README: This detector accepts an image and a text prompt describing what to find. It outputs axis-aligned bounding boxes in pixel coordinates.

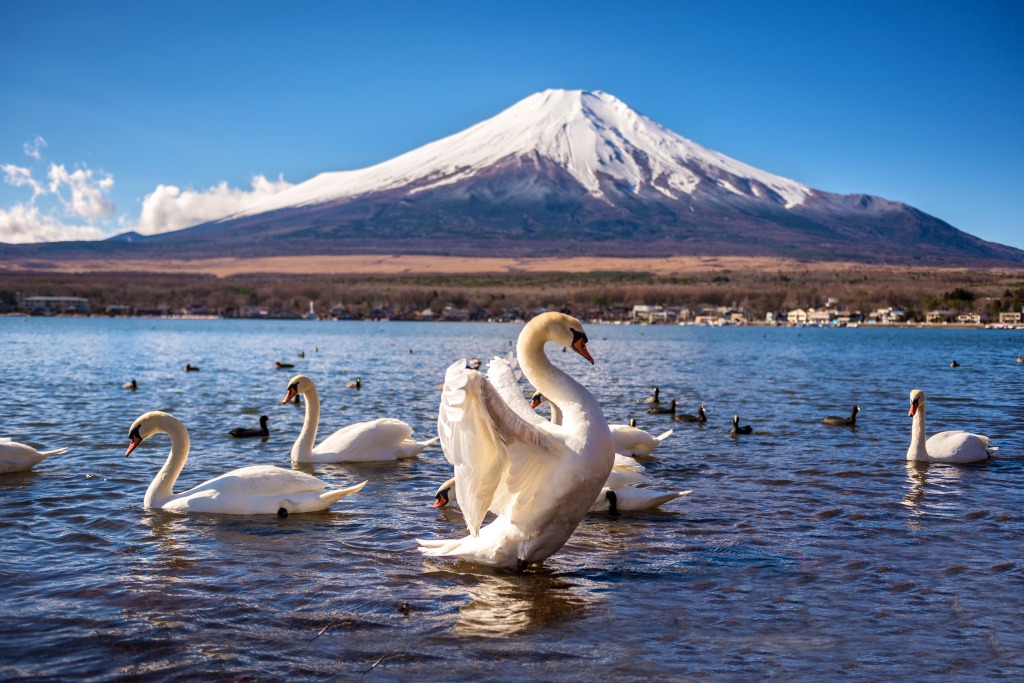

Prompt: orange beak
[126,429,143,457]
[282,387,298,404]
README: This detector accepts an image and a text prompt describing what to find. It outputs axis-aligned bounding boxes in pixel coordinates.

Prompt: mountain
[7,89,1024,265]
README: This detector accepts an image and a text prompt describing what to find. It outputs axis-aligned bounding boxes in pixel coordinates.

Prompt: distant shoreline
[5,253,1022,278]
[2,312,1012,331]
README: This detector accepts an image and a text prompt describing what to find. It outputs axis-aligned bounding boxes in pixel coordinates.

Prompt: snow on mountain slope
[230,89,812,219]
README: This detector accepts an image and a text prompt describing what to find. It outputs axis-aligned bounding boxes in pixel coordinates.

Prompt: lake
[1,317,1021,681]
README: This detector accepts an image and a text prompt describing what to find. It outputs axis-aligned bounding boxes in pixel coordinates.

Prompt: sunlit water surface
[1,318,1022,681]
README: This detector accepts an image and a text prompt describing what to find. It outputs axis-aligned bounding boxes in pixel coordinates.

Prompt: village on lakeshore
[7,293,1024,329]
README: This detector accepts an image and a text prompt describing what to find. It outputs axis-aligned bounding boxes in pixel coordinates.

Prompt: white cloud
[0,203,106,244]
[1,151,117,243]
[136,174,293,235]
[47,163,115,219]
[23,135,47,160]
[2,164,45,199]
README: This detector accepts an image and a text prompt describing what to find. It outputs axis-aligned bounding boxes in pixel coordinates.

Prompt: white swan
[418,312,615,569]
[432,474,689,514]
[907,390,995,464]
[282,374,438,463]
[0,438,67,475]
[530,391,674,457]
[125,411,366,514]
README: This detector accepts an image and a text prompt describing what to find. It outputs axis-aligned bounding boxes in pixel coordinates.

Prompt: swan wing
[925,431,993,462]
[605,466,651,488]
[485,353,546,425]
[181,465,330,499]
[438,359,556,536]
[314,418,413,456]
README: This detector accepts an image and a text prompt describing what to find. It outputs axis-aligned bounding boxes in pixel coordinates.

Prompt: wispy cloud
[0,137,117,243]
[23,135,47,160]
[136,174,293,235]
[2,164,45,200]
[47,164,115,219]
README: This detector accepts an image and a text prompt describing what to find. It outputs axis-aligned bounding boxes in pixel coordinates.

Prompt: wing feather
[438,359,557,536]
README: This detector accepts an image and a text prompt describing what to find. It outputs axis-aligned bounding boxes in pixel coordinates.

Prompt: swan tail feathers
[654,429,674,443]
[319,480,367,505]
[416,538,464,555]
[39,447,69,458]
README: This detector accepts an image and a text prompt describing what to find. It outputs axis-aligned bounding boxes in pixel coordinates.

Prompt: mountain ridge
[4,89,1022,266]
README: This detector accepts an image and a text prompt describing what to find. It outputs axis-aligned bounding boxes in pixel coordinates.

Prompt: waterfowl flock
[3,311,1005,571]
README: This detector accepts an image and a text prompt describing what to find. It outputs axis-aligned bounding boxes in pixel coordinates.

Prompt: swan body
[0,439,67,475]
[907,390,994,463]
[433,475,689,514]
[125,411,365,514]
[531,390,672,457]
[418,312,615,568]
[824,404,859,427]
[282,375,436,463]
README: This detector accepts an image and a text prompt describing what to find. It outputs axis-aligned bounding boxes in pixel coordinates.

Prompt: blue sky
[1,0,1022,249]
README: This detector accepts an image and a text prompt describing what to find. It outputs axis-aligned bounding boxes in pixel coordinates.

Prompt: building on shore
[22,296,89,315]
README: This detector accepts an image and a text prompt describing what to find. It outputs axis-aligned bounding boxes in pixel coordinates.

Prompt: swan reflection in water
[451,571,590,638]
[901,460,965,525]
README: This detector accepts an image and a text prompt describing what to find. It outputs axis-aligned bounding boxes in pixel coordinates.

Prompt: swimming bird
[418,312,615,569]
[0,438,67,475]
[950,360,960,368]
[345,377,361,390]
[123,379,138,390]
[730,415,752,435]
[823,404,860,427]
[282,375,436,462]
[639,387,660,404]
[184,363,200,372]
[229,415,270,438]
[432,475,689,515]
[673,404,706,423]
[647,398,676,415]
[125,411,365,514]
[275,361,295,370]
[906,389,995,463]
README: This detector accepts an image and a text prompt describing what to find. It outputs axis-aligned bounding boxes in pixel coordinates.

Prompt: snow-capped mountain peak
[232,89,812,219]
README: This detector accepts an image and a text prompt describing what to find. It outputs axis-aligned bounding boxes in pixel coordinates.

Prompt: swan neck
[908,405,928,460]
[292,383,320,460]
[517,321,591,416]
[146,417,189,507]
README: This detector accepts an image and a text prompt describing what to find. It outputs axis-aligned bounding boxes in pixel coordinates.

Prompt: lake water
[1,318,1021,681]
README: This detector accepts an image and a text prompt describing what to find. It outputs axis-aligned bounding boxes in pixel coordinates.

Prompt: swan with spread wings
[418,312,615,569]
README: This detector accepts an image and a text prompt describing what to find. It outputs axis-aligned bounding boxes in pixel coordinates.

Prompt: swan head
[908,390,925,416]
[282,374,314,404]
[530,312,593,364]
[433,478,456,508]
[530,391,546,409]
[126,410,180,457]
